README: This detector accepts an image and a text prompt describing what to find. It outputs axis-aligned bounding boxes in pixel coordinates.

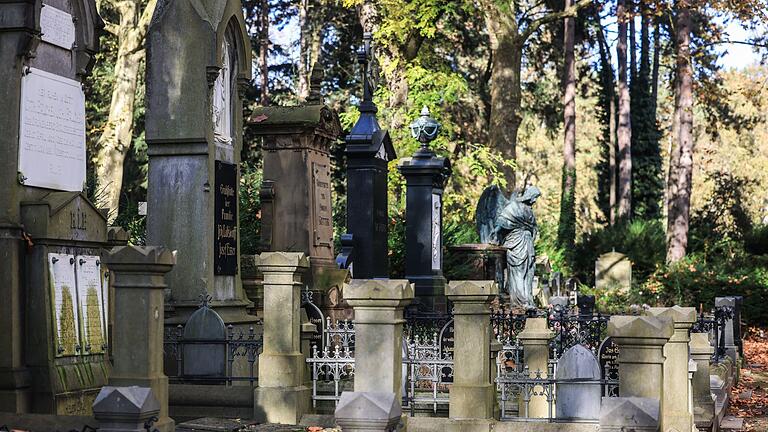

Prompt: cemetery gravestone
[555,344,602,420]
[595,251,631,292]
[145,0,254,326]
[0,0,109,414]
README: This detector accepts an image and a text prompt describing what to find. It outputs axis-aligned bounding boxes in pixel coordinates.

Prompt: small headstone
[595,251,631,292]
[182,304,227,378]
[555,344,602,420]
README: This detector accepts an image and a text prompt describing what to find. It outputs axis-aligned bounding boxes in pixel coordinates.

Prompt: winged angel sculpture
[477,185,541,307]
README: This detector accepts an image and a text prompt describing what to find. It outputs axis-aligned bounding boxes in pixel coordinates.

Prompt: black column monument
[398,107,452,312]
[342,33,396,279]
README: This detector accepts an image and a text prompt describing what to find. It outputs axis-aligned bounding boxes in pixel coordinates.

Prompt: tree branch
[700,39,768,49]
[518,0,591,44]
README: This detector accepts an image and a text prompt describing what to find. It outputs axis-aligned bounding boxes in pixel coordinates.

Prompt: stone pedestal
[690,332,715,431]
[335,392,402,432]
[345,280,414,401]
[93,386,160,432]
[446,281,497,422]
[646,306,696,432]
[517,318,554,418]
[146,0,254,325]
[608,316,673,402]
[105,246,176,432]
[253,252,311,424]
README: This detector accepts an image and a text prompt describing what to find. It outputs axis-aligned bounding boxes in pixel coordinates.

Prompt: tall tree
[258,0,270,105]
[594,11,617,225]
[557,0,577,250]
[94,0,156,222]
[666,0,694,263]
[480,0,591,191]
[616,0,632,220]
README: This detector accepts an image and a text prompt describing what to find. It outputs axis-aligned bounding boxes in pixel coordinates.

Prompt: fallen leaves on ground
[730,327,768,431]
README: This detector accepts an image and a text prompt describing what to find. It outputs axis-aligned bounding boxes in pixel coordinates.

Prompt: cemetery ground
[731,328,768,431]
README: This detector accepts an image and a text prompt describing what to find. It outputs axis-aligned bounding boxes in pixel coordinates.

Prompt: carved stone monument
[145,0,254,326]
[248,72,348,316]
[0,0,108,414]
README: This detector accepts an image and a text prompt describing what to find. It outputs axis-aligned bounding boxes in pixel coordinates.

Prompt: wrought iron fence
[546,306,610,359]
[163,302,263,385]
[691,305,734,361]
[402,315,454,415]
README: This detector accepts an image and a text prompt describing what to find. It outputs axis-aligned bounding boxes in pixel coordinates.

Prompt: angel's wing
[476,185,509,243]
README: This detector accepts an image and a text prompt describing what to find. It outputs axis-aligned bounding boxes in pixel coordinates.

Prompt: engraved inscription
[40,5,76,50]
[431,193,441,270]
[312,162,333,247]
[49,253,81,357]
[18,68,86,191]
[76,256,106,354]
[214,161,238,275]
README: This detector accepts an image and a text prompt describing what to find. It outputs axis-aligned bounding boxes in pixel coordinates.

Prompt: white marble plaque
[431,193,441,271]
[40,5,76,50]
[75,255,106,354]
[49,253,81,357]
[18,68,86,191]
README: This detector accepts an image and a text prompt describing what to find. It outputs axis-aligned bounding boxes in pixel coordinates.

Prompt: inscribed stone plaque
[431,193,441,270]
[214,161,238,275]
[40,5,76,50]
[595,251,631,292]
[18,68,86,191]
[49,253,80,357]
[75,255,106,354]
[312,162,333,247]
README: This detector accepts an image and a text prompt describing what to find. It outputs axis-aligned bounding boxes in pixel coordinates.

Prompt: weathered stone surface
[599,397,659,432]
[608,315,672,402]
[182,306,227,377]
[446,281,496,420]
[594,251,631,292]
[93,386,160,432]
[106,246,175,431]
[255,252,311,424]
[517,318,554,418]
[347,279,413,402]
[690,332,715,430]
[555,345,601,420]
[335,391,402,432]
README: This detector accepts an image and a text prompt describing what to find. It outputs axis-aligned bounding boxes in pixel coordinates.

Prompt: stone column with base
[105,246,176,432]
[445,281,497,430]
[93,386,160,432]
[646,306,696,432]
[517,317,554,418]
[344,279,414,401]
[253,252,311,424]
[690,332,715,431]
[608,316,673,400]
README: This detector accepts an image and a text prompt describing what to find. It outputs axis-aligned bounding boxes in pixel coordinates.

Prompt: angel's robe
[495,198,537,306]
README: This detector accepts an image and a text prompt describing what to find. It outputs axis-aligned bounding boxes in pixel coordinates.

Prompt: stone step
[720,416,745,431]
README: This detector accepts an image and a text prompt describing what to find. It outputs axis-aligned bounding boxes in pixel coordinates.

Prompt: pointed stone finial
[307,61,324,104]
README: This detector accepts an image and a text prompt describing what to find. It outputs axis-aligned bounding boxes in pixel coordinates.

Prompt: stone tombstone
[0,0,108,414]
[595,251,631,292]
[182,302,227,378]
[145,0,255,326]
[555,344,602,420]
[342,33,396,279]
[248,81,348,306]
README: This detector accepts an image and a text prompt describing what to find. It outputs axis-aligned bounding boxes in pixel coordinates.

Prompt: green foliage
[745,224,768,256]
[570,219,666,285]
[239,163,263,255]
[557,167,577,255]
[690,171,755,245]
[642,249,768,325]
[112,202,146,246]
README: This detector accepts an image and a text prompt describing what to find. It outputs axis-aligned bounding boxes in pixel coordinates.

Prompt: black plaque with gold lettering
[214,161,238,275]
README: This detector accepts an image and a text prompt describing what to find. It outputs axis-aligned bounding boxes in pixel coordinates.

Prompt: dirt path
[730,328,768,431]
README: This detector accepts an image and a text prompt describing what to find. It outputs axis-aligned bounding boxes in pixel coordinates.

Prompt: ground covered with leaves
[730,328,768,431]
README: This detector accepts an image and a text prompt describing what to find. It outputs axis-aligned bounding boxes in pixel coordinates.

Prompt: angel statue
[476,185,541,307]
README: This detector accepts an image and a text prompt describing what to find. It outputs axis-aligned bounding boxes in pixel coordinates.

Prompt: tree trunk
[616,0,632,220]
[651,20,660,115]
[666,1,694,263]
[595,17,617,225]
[298,0,310,100]
[558,0,577,248]
[629,0,637,83]
[259,0,269,105]
[94,0,156,223]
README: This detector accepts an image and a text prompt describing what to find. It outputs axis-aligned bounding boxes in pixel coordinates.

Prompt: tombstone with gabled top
[555,344,602,420]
